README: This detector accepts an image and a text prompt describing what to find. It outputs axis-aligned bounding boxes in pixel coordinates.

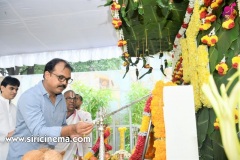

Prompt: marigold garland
[144,131,155,159]
[183,9,202,108]
[130,96,152,160]
[172,56,183,84]
[172,0,195,68]
[180,39,190,83]
[181,0,213,111]
[197,45,211,108]
[150,80,176,160]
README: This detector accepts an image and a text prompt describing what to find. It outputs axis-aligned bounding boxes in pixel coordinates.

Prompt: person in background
[7,58,93,160]
[75,94,93,157]
[55,90,84,160]
[0,76,20,160]
[75,94,83,110]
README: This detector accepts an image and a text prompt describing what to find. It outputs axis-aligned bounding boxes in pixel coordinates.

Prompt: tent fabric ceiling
[0,0,121,68]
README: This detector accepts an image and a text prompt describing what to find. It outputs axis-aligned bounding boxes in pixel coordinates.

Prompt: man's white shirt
[0,95,16,160]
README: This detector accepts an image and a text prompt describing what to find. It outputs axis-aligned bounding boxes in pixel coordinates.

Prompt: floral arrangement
[178,0,212,110]
[172,0,195,69]
[129,96,152,160]
[184,0,203,110]
[201,28,218,46]
[111,150,131,160]
[83,127,112,160]
[180,39,190,83]
[150,80,176,160]
[222,2,237,30]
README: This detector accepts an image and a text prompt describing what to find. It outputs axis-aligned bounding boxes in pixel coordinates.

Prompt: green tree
[71,81,114,145]
[124,82,151,124]
[71,81,113,121]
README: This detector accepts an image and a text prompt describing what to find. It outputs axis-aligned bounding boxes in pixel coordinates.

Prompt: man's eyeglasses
[51,72,73,84]
[65,97,76,101]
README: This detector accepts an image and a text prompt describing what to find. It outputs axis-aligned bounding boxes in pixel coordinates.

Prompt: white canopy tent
[0,0,122,68]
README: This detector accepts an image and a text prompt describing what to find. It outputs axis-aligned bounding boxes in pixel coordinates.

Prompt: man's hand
[75,121,94,136]
[61,121,94,138]
[7,130,15,138]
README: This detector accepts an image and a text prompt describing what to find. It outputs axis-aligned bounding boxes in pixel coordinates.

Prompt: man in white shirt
[0,76,20,160]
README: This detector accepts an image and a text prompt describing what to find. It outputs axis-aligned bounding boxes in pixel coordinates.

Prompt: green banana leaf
[196,108,210,148]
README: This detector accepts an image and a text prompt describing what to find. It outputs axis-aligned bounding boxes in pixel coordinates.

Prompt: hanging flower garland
[83,127,112,160]
[171,56,183,85]
[130,96,152,160]
[197,45,211,108]
[180,39,190,83]
[172,0,195,69]
[184,0,203,110]
[144,131,155,159]
[150,81,176,160]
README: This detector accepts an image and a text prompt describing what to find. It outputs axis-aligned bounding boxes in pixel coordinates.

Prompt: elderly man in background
[75,94,93,157]
[0,76,20,160]
[55,90,92,160]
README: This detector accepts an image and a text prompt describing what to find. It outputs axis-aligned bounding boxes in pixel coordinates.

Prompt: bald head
[64,90,75,96]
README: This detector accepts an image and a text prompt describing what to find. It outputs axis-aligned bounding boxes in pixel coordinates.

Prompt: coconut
[22,150,44,160]
[43,149,63,160]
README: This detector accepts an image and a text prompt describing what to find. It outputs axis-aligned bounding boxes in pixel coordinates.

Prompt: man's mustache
[58,85,66,89]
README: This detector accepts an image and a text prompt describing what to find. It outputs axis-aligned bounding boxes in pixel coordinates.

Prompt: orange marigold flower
[222,19,235,29]
[201,35,210,44]
[199,23,211,30]
[208,35,218,46]
[205,14,216,23]
[123,61,129,66]
[118,39,127,47]
[215,62,228,75]
[232,56,240,69]
[111,2,121,11]
[122,52,129,58]
[199,7,207,18]
[112,18,122,29]
[214,122,219,130]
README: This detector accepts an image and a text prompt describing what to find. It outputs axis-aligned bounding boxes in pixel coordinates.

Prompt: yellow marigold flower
[215,62,228,75]
[232,56,240,69]
[199,23,211,30]
[123,61,129,66]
